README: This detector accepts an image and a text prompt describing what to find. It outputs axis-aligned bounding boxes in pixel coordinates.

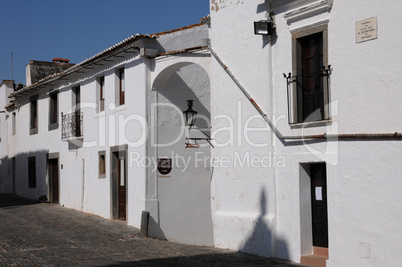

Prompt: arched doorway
[148,60,213,246]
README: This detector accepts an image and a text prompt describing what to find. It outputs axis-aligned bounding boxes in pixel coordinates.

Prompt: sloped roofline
[10,22,206,98]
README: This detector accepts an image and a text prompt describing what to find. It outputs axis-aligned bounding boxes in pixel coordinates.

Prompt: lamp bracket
[185,137,214,148]
[266,12,275,21]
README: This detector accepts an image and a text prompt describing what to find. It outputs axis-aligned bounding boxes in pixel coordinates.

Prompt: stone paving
[0,194,307,266]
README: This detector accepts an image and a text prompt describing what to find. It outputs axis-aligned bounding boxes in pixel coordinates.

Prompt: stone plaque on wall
[356,17,378,43]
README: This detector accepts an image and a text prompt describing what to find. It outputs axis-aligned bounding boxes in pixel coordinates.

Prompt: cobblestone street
[0,194,306,266]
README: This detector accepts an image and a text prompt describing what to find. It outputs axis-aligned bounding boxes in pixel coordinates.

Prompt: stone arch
[147,58,214,246]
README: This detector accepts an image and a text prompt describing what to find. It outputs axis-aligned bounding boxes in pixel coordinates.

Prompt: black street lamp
[183,100,197,127]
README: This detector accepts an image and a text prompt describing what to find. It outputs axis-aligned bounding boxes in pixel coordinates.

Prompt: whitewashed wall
[149,58,213,246]
[209,0,278,258]
[210,0,402,266]
[2,24,212,245]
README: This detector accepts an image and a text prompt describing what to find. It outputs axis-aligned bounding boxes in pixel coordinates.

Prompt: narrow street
[0,194,305,266]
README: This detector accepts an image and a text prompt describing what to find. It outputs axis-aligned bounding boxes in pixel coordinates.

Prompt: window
[73,86,81,137]
[291,25,329,124]
[28,157,36,188]
[30,96,38,135]
[72,86,81,111]
[49,92,58,130]
[98,151,106,178]
[12,112,16,135]
[118,68,125,106]
[98,76,105,112]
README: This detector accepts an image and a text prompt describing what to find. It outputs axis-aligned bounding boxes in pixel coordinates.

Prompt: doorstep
[300,247,328,267]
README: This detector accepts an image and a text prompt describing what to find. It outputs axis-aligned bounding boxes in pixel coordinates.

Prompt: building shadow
[0,150,50,205]
[103,251,300,267]
[241,189,290,260]
[0,194,39,209]
[157,64,211,129]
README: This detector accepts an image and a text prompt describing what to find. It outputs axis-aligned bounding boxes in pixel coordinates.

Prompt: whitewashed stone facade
[209,0,402,266]
[0,22,214,247]
[1,1,402,266]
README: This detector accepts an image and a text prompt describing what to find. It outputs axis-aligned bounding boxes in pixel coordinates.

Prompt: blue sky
[0,0,210,85]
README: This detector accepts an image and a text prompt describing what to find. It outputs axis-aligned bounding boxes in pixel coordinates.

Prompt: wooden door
[310,163,328,248]
[49,159,59,204]
[118,158,126,220]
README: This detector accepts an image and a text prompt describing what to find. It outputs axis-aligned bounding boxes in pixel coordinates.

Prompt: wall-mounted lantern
[182,100,214,148]
[254,20,274,35]
[254,12,276,36]
[183,100,197,127]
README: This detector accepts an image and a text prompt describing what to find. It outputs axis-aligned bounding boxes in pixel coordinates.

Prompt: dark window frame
[30,95,38,135]
[98,151,106,178]
[119,68,125,106]
[49,91,59,130]
[12,112,16,135]
[72,86,81,137]
[291,24,330,124]
[99,76,105,112]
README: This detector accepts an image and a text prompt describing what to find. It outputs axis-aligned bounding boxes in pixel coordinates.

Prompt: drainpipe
[206,42,402,141]
[268,33,278,258]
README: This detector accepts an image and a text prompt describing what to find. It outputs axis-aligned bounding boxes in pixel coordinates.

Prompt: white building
[0,21,213,248]
[209,0,402,267]
[1,1,402,266]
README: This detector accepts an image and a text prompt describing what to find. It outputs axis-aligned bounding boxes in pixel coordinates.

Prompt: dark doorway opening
[310,163,328,248]
[48,158,59,204]
[111,148,127,221]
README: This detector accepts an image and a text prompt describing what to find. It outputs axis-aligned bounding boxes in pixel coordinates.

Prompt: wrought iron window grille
[283,65,332,124]
[61,111,83,140]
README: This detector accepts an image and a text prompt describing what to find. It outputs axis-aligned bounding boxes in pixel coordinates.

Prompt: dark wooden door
[49,159,59,204]
[310,163,328,247]
[118,158,126,220]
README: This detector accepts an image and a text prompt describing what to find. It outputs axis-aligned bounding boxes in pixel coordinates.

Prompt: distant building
[1,1,402,266]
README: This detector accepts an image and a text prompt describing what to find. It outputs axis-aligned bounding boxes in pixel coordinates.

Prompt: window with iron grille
[61,111,83,140]
[62,86,83,140]
[290,24,330,124]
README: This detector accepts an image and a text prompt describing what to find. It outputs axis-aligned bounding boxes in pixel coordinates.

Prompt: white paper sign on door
[315,187,323,201]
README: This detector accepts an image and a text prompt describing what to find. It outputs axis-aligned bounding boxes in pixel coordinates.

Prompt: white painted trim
[283,0,333,23]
